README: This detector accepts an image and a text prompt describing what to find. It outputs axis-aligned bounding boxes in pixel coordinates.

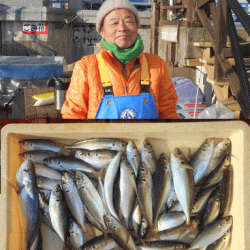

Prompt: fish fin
[125,230,131,244]
[59,164,74,174]
[188,147,193,162]
[230,153,237,160]
[177,225,189,239]
[3,172,20,194]
[181,164,194,171]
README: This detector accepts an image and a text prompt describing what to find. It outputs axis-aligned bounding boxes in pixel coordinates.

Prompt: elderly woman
[61,0,180,119]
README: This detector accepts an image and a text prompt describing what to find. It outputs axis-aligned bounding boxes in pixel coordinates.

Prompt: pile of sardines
[16,137,233,250]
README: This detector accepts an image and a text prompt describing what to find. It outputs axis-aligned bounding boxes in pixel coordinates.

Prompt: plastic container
[1,121,249,249]
[0,56,65,80]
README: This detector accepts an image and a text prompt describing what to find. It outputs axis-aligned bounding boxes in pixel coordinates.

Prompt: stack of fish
[15,137,233,250]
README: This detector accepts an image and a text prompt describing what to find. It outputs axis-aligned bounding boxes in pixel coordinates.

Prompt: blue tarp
[172,77,205,104]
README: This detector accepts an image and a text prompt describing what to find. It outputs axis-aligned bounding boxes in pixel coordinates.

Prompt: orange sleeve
[61,59,89,119]
[158,59,180,119]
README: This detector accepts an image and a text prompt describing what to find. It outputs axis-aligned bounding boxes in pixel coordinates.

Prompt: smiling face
[100,9,139,49]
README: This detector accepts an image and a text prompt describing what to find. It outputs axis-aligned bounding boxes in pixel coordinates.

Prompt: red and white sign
[23,22,48,34]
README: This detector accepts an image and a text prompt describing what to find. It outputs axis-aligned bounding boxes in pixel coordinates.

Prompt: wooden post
[150,0,160,55]
[214,0,228,81]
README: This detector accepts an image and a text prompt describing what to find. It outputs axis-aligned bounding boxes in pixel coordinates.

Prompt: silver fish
[30,226,43,250]
[75,171,107,235]
[37,176,61,190]
[202,155,231,189]
[126,140,141,177]
[192,185,219,214]
[19,150,57,164]
[104,151,123,221]
[19,139,64,152]
[203,138,232,180]
[153,154,172,226]
[65,138,128,151]
[81,234,119,250]
[201,191,221,228]
[131,199,142,239]
[219,164,234,218]
[190,138,215,185]
[141,139,157,174]
[137,240,189,249]
[104,215,138,250]
[75,148,117,170]
[34,163,62,181]
[137,162,153,230]
[119,155,137,229]
[61,172,86,230]
[68,219,85,249]
[157,217,200,245]
[49,184,69,243]
[17,160,40,249]
[85,207,104,233]
[189,216,233,249]
[16,159,33,189]
[43,155,100,179]
[157,212,187,232]
[38,193,54,232]
[206,229,231,250]
[171,148,195,226]
[167,184,179,209]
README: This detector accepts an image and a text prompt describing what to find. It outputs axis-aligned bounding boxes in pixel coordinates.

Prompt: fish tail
[81,225,96,238]
[145,223,161,241]
[188,222,198,237]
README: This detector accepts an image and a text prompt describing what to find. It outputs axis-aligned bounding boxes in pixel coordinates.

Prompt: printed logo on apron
[120,108,137,119]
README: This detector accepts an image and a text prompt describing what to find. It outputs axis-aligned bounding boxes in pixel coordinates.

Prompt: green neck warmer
[101,35,144,65]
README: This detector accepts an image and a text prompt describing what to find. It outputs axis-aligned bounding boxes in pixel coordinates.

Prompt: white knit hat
[96,0,140,33]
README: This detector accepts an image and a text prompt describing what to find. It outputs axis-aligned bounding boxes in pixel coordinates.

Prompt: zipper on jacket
[121,62,129,95]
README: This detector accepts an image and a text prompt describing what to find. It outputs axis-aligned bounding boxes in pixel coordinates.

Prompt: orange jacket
[61,45,180,119]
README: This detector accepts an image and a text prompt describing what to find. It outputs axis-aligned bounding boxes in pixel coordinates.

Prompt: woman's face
[100,9,139,49]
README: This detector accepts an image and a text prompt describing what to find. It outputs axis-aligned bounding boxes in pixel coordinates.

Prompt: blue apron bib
[95,53,159,119]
